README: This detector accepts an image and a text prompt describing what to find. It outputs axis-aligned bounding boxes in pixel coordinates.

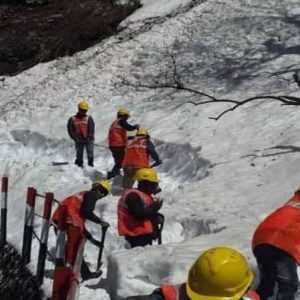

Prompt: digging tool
[157,213,165,245]
[97,225,108,271]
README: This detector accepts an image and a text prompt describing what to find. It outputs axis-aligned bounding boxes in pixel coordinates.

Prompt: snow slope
[1,0,300,299]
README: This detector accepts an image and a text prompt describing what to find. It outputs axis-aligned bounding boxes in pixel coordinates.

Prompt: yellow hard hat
[92,180,111,194]
[186,246,253,300]
[136,128,149,136]
[117,107,130,117]
[135,168,159,183]
[78,100,90,111]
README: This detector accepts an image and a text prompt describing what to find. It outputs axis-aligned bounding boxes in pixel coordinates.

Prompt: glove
[153,186,162,195]
[100,221,110,228]
[151,160,162,168]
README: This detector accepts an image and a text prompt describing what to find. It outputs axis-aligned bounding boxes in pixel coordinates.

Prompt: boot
[75,159,83,168]
[81,259,102,281]
[81,270,102,281]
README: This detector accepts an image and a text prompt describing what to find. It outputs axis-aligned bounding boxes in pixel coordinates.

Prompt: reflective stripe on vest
[72,116,89,138]
[243,290,261,300]
[122,137,149,168]
[160,285,179,300]
[108,119,127,147]
[117,188,154,236]
[161,285,260,300]
[52,192,86,232]
[253,193,300,263]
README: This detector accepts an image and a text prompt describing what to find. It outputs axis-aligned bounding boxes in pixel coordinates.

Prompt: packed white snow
[1,0,300,299]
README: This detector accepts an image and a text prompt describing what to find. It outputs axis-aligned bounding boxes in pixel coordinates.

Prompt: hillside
[1,0,300,299]
[0,0,140,75]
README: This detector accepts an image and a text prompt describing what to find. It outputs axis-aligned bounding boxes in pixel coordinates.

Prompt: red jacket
[160,284,260,300]
[122,137,150,168]
[118,188,154,236]
[108,119,127,147]
[252,193,300,263]
[52,192,86,232]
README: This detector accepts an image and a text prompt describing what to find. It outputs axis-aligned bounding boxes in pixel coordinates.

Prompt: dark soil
[0,0,140,76]
[0,243,43,300]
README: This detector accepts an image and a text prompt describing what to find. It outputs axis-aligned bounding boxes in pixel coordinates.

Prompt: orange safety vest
[122,137,150,168]
[72,115,89,138]
[52,192,86,233]
[252,193,300,263]
[108,119,127,147]
[160,284,260,300]
[117,188,154,236]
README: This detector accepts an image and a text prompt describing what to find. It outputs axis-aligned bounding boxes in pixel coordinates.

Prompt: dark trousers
[107,146,125,178]
[254,244,299,300]
[125,235,153,248]
[75,140,94,167]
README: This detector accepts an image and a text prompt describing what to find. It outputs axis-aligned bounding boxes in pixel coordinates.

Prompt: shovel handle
[97,226,108,271]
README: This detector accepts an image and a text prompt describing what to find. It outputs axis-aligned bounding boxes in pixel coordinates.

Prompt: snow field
[1,0,300,299]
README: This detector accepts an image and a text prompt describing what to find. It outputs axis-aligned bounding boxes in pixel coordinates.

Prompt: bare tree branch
[118,45,300,120]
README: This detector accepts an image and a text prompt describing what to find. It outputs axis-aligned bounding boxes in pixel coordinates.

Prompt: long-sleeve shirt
[67,113,95,141]
[118,118,139,131]
[147,139,160,163]
[80,191,103,224]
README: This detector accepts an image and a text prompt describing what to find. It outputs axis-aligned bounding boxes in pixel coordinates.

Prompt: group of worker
[54,100,300,300]
[67,100,161,185]
[52,101,164,299]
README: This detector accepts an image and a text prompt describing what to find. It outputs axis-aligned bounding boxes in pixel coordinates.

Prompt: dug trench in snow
[0,244,43,300]
[106,218,227,299]
[8,130,211,183]
[1,129,220,297]
[6,130,217,237]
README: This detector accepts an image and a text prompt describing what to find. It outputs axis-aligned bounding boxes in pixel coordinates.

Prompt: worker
[107,108,139,179]
[125,246,260,300]
[67,100,95,167]
[52,180,111,283]
[122,128,161,188]
[252,186,300,300]
[118,168,164,248]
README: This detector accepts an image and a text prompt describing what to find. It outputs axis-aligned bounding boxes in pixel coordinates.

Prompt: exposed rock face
[0,244,43,300]
[0,0,140,75]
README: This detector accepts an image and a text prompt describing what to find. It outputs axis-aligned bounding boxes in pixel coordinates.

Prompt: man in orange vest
[125,246,260,300]
[107,108,139,179]
[52,179,111,285]
[252,186,300,300]
[118,168,163,248]
[67,100,95,167]
[122,128,162,188]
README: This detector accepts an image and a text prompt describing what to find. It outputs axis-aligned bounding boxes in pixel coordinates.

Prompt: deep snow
[1,0,300,299]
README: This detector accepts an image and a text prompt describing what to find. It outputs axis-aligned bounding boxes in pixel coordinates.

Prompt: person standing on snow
[125,246,260,300]
[122,128,162,189]
[252,186,300,300]
[67,100,95,167]
[118,168,164,248]
[52,180,111,284]
[107,108,139,179]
